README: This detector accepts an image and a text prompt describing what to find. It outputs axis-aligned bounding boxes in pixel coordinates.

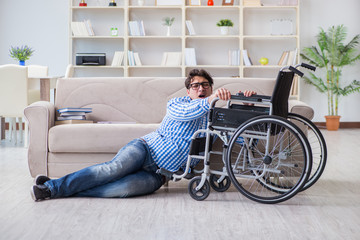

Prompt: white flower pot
[138,0,144,6]
[220,26,229,35]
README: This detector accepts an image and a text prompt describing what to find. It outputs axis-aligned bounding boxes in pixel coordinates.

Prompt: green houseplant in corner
[9,45,34,66]
[216,19,233,35]
[301,25,360,130]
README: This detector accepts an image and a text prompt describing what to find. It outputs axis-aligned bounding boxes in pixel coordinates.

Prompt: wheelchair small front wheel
[188,176,210,201]
[209,174,231,192]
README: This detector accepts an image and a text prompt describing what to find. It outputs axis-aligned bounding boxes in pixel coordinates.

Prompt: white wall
[0,0,68,76]
[300,0,360,122]
[0,0,359,122]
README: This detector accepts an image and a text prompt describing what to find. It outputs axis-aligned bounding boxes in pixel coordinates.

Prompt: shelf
[73,66,125,69]
[185,35,240,39]
[69,0,300,96]
[72,6,125,9]
[243,35,297,39]
[72,36,125,39]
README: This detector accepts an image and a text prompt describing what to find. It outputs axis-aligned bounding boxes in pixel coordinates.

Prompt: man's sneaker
[34,175,51,185]
[30,185,51,201]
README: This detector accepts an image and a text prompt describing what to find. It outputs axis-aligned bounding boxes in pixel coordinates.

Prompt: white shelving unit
[69,0,300,96]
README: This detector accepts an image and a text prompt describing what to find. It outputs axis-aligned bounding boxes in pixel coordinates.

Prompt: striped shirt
[143,96,209,172]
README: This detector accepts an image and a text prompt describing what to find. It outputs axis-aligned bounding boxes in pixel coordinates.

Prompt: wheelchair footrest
[156,168,195,181]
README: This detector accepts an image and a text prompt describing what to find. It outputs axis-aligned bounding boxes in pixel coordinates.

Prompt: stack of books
[278,48,298,66]
[71,20,95,36]
[56,107,93,125]
[111,51,125,67]
[127,50,142,66]
[185,48,197,66]
[128,21,146,36]
[161,52,182,66]
[228,49,240,66]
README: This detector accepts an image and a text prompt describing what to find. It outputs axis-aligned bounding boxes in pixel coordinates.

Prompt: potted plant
[301,25,360,130]
[216,19,233,35]
[9,45,34,66]
[163,17,175,36]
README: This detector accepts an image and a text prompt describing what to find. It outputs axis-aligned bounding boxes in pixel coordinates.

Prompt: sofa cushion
[48,123,159,153]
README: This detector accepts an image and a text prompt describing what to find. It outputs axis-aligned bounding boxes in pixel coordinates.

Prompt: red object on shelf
[207,0,214,6]
[79,0,87,6]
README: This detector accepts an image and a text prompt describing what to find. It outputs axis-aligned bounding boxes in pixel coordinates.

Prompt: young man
[31,69,255,201]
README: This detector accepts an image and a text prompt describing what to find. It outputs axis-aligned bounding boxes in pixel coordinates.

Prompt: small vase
[166,26,171,36]
[325,115,341,131]
[208,0,214,6]
[220,26,229,35]
[19,60,25,66]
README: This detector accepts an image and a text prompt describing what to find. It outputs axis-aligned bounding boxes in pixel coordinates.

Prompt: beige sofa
[24,77,314,178]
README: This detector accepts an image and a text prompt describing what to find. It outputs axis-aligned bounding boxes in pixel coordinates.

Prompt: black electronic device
[76,53,106,66]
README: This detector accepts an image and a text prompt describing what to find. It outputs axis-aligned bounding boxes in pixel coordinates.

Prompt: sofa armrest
[289,100,314,120]
[24,101,55,177]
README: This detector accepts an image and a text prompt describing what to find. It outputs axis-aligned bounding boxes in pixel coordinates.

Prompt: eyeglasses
[189,82,211,90]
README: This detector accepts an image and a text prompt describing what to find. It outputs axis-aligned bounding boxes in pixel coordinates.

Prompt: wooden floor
[0,129,359,240]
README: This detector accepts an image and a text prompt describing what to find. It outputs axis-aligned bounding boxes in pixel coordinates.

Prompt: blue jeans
[45,139,164,198]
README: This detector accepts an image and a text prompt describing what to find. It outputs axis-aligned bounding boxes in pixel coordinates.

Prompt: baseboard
[314,122,360,129]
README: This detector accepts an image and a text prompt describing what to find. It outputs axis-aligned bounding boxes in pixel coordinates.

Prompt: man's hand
[208,88,231,104]
[239,90,257,106]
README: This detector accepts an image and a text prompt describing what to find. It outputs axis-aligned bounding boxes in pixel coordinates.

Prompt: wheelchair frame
[158,63,327,204]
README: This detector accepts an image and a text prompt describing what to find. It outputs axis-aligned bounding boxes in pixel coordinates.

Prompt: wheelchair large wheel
[288,113,327,191]
[226,115,312,204]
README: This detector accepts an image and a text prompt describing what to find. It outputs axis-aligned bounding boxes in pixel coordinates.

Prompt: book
[84,20,95,36]
[71,21,95,36]
[133,52,142,66]
[185,48,197,66]
[128,21,145,36]
[57,107,92,113]
[60,112,88,116]
[287,50,295,66]
[57,115,86,121]
[161,52,182,66]
[242,49,252,66]
[229,49,240,66]
[55,120,93,125]
[277,51,289,65]
[185,20,196,35]
[111,51,124,67]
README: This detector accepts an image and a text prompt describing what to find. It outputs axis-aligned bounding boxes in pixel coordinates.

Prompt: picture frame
[222,0,234,6]
[189,0,201,6]
[156,0,182,6]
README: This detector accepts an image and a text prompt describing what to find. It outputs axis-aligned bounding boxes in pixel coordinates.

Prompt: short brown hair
[185,69,214,89]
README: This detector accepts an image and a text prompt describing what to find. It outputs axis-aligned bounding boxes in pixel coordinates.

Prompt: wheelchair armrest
[232,93,271,103]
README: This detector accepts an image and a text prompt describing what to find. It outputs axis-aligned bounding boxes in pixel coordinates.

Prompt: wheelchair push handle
[294,63,316,71]
[289,66,304,77]
[301,63,316,71]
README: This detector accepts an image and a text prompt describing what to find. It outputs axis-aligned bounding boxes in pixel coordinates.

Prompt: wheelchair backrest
[270,70,295,118]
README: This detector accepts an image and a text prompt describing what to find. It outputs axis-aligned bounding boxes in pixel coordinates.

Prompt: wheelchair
[158,63,327,204]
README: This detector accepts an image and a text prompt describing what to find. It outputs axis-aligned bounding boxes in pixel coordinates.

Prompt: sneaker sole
[30,186,38,201]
